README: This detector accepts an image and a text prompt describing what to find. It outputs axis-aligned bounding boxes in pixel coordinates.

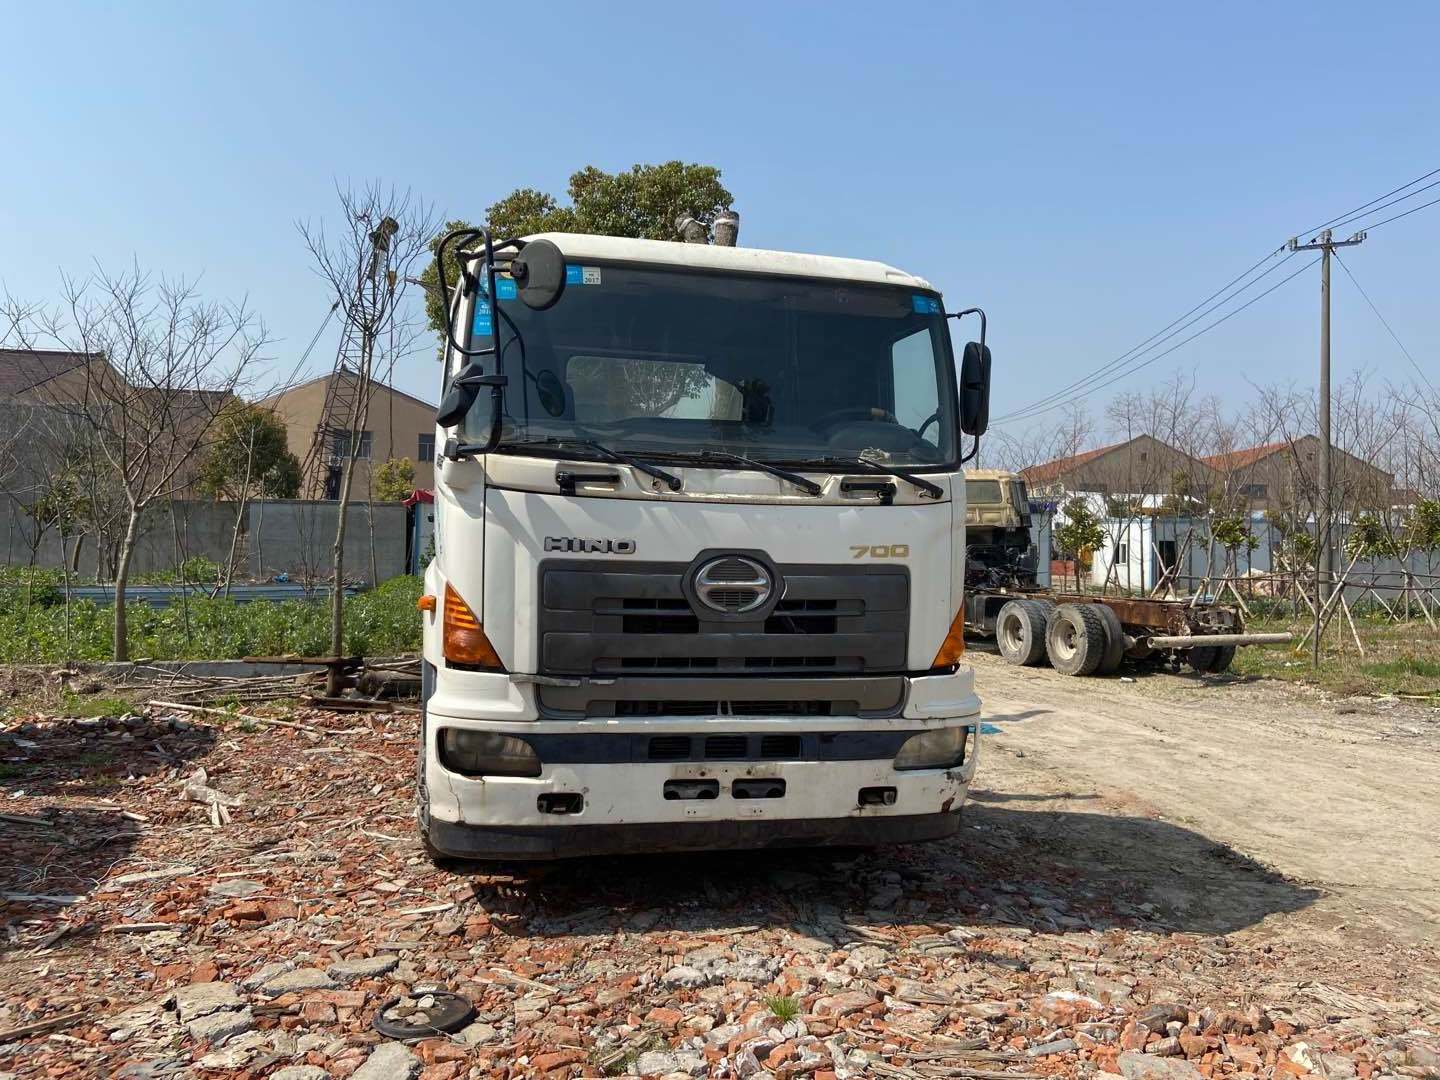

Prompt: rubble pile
[1,707,1437,1079]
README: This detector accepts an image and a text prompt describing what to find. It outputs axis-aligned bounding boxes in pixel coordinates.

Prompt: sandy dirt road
[967,645,1440,944]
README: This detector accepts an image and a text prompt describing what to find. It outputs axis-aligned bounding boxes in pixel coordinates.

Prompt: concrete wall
[0,497,238,578]
[247,499,408,584]
[0,494,411,585]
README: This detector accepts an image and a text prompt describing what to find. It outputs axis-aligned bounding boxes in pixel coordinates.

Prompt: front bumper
[426,809,965,859]
[420,667,982,860]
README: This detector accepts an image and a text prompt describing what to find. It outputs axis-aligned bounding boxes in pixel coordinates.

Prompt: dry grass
[1234,613,1440,702]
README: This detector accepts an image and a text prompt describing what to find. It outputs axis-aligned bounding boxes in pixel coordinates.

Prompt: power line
[1317,175,1440,237]
[1332,249,1435,394]
[274,301,341,393]
[1295,166,1440,238]
[993,165,1440,426]
[996,256,1317,425]
[989,247,1289,422]
[1359,191,1440,232]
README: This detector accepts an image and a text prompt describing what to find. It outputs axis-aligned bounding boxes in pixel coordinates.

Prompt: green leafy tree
[373,457,416,502]
[1055,498,1107,590]
[1404,499,1440,557]
[1211,511,1261,589]
[1212,512,1260,558]
[1344,513,1399,561]
[421,161,734,334]
[197,402,301,500]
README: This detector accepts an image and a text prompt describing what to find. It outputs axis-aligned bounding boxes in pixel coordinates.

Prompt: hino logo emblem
[692,555,775,615]
[544,537,636,554]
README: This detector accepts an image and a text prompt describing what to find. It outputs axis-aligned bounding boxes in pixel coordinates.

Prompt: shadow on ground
[439,794,1319,941]
[1,715,216,946]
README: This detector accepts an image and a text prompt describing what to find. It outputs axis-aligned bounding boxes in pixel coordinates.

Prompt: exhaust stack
[712,209,740,247]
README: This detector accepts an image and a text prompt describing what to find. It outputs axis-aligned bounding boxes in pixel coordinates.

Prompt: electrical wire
[1357,192,1440,232]
[992,165,1440,426]
[996,256,1318,425]
[1315,175,1440,238]
[1294,166,1440,239]
[1332,249,1435,394]
[990,248,1290,423]
[272,300,340,393]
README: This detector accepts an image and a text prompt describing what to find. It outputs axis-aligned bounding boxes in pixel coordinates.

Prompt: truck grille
[646,733,807,761]
[538,559,909,677]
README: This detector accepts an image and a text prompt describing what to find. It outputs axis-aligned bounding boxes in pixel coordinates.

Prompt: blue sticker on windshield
[472,296,493,337]
[565,264,584,285]
[912,295,942,315]
[495,277,517,300]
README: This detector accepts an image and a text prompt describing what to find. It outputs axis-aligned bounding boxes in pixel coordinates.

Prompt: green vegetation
[373,457,417,501]
[422,161,734,334]
[195,401,302,501]
[1055,498,1107,590]
[766,996,801,1022]
[0,575,423,663]
[58,692,133,719]
[1232,613,1440,702]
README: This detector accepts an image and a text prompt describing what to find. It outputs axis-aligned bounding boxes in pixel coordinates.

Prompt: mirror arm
[435,227,526,360]
[948,306,988,461]
[950,305,984,347]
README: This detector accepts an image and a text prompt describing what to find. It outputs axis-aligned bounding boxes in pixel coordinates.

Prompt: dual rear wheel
[1042,602,1117,676]
[995,600,1234,676]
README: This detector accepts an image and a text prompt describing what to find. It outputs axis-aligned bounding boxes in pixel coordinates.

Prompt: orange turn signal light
[930,608,967,669]
[443,583,505,670]
[417,594,436,613]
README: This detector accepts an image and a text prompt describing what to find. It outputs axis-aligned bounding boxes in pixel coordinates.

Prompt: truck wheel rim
[1053,622,1077,660]
[1001,617,1025,652]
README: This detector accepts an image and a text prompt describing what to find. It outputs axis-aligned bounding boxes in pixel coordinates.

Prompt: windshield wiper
[502,437,683,492]
[791,455,945,500]
[674,450,822,497]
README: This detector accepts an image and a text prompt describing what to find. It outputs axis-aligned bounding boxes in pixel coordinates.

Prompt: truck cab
[417,231,991,859]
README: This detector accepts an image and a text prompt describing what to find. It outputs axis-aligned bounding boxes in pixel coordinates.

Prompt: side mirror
[436,362,501,428]
[510,238,567,310]
[959,341,992,436]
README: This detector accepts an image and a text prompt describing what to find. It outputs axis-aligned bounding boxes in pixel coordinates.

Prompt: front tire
[1046,603,1108,676]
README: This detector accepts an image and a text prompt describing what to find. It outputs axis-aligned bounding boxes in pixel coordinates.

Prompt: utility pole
[1287,227,1365,666]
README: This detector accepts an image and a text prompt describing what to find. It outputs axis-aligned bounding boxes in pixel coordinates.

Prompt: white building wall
[1093,517,1152,592]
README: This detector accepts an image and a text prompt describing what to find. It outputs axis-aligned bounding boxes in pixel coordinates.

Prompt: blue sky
[3,2,1437,427]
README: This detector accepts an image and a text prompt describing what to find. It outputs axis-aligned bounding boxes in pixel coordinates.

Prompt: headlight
[439,729,541,777]
[893,726,969,771]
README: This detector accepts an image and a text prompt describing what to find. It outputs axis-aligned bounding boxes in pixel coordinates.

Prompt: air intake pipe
[675,214,709,244]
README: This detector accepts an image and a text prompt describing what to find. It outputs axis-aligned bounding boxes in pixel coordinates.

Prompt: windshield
[459,261,959,467]
[965,479,1004,504]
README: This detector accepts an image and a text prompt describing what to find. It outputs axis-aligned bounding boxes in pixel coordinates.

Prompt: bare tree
[299,183,436,691]
[2,267,267,660]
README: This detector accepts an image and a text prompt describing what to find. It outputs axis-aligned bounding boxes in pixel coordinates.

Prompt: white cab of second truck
[417,230,993,859]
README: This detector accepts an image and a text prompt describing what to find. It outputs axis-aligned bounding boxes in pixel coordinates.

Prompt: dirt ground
[1,657,1438,1079]
[968,646,1440,944]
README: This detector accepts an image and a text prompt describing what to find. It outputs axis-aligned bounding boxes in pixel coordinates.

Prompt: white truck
[416,226,993,860]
